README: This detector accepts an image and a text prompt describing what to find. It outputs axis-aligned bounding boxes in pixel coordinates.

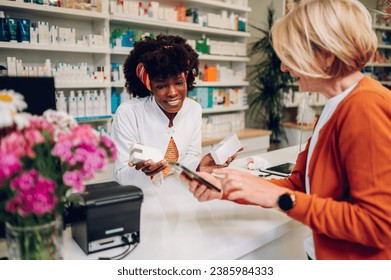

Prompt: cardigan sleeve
[288,88,391,249]
[269,139,309,193]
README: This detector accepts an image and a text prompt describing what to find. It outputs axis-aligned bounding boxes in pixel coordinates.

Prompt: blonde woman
[181,0,391,259]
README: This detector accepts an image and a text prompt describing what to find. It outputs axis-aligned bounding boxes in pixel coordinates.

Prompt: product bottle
[76,90,85,118]
[84,90,93,117]
[56,91,67,112]
[99,89,106,116]
[120,88,130,103]
[205,116,213,138]
[138,2,144,16]
[111,88,120,114]
[7,18,17,43]
[68,90,77,116]
[92,90,99,116]
[147,3,153,18]
[43,59,52,76]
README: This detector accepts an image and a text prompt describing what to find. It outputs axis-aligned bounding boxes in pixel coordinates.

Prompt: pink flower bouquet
[0,91,117,227]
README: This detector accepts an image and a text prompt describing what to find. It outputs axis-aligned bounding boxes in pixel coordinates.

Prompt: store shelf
[111,80,126,87]
[372,24,391,31]
[202,128,270,146]
[0,1,108,21]
[56,82,111,89]
[0,0,250,135]
[202,105,248,114]
[75,115,113,123]
[195,81,249,87]
[198,53,249,62]
[282,121,314,131]
[0,42,109,54]
[111,48,134,55]
[378,44,391,49]
[111,80,248,88]
[110,14,250,38]
[365,63,391,67]
[111,49,249,62]
[183,0,251,12]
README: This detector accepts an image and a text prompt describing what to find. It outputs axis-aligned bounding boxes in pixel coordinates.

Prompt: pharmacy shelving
[378,44,391,50]
[0,1,108,20]
[110,14,250,37]
[372,24,391,31]
[56,82,111,89]
[0,0,251,132]
[0,41,109,54]
[198,54,249,62]
[75,115,113,123]
[112,80,249,88]
[0,0,112,132]
[366,63,391,67]
[195,81,249,87]
[109,0,251,120]
[183,0,251,13]
[363,0,391,87]
[202,105,248,114]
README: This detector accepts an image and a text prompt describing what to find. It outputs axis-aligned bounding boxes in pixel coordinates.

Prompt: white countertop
[1,145,309,260]
[63,145,307,260]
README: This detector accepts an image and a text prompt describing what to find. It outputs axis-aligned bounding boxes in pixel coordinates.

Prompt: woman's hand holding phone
[179,171,223,202]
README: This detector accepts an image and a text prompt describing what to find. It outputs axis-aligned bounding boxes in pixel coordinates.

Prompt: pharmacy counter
[62,145,309,260]
[0,146,310,260]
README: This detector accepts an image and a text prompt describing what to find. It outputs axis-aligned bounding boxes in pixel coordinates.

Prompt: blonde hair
[271,0,378,79]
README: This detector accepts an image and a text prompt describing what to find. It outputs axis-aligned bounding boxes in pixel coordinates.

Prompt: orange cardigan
[272,77,391,259]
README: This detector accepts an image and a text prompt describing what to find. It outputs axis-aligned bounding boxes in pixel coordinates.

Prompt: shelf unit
[0,0,251,135]
[0,0,112,130]
[360,0,391,87]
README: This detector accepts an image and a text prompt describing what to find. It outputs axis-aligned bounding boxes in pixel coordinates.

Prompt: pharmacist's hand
[129,160,168,177]
[213,168,288,207]
[179,172,223,202]
[198,147,244,173]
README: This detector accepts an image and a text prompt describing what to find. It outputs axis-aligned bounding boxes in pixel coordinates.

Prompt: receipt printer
[67,181,143,254]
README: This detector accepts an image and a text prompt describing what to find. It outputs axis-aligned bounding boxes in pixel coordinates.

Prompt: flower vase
[5,217,63,260]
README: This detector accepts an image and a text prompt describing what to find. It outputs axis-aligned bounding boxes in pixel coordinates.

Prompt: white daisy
[0,90,28,128]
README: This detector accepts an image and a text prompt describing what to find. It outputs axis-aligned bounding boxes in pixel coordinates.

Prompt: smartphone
[260,162,295,177]
[168,162,221,192]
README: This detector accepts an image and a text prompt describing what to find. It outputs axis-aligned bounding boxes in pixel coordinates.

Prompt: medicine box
[129,143,164,164]
[210,133,242,165]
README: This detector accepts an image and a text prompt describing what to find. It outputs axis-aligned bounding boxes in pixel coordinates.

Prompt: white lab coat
[111,96,202,188]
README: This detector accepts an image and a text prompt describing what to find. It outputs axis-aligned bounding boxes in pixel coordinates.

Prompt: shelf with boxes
[108,0,251,137]
[0,0,113,131]
[0,1,108,20]
[363,4,391,87]
[182,0,251,13]
[1,0,252,137]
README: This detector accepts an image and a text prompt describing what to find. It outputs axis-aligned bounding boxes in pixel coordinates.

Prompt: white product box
[210,133,242,165]
[129,144,164,164]
[6,57,16,76]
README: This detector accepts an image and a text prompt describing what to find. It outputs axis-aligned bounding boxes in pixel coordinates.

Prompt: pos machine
[66,181,143,255]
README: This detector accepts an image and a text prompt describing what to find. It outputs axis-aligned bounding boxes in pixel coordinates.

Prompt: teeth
[167,100,180,106]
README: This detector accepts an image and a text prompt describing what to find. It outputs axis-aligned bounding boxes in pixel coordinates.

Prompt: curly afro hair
[123,34,199,98]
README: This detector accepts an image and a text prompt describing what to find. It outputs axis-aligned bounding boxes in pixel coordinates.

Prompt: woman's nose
[167,85,178,96]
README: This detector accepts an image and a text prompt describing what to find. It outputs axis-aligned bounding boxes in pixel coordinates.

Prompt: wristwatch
[277,192,296,212]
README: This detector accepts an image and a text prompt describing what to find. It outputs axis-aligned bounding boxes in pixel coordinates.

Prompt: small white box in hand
[210,134,242,165]
[129,144,164,164]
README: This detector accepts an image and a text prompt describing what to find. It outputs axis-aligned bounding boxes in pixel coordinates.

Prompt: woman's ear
[324,53,335,70]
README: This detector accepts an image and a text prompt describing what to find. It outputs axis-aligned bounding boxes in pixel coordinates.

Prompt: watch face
[278,193,294,211]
